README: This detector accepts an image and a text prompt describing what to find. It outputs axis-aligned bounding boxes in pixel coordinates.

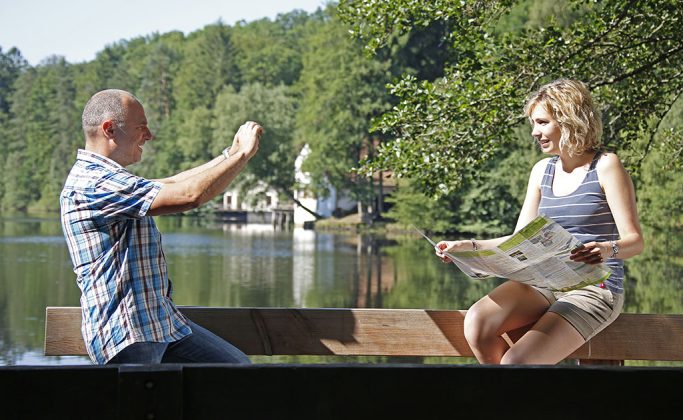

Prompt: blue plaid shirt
[60,149,191,364]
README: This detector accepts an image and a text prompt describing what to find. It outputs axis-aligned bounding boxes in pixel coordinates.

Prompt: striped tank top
[538,153,624,293]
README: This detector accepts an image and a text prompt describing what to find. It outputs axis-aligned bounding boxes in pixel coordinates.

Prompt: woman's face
[530,105,561,154]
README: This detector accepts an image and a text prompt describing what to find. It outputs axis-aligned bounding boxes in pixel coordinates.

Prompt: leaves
[339,0,683,197]
[294,10,392,198]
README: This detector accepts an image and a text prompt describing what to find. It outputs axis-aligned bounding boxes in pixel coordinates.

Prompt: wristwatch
[609,240,619,258]
[222,147,231,160]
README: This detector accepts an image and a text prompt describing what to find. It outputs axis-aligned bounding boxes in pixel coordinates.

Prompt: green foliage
[0,1,680,243]
[625,227,683,314]
[175,106,215,169]
[232,12,308,86]
[213,83,299,196]
[339,0,683,197]
[383,179,456,233]
[295,9,392,199]
[636,94,683,231]
[138,37,182,123]
[174,23,240,111]
[0,47,28,204]
[0,47,27,113]
[383,126,540,235]
[2,57,80,211]
[454,128,541,235]
[0,11,319,212]
[494,0,589,33]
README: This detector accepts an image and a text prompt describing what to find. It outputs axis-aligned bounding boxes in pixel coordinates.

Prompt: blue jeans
[106,320,251,364]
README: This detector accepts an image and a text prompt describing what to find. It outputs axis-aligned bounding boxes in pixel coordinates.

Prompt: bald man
[60,89,261,364]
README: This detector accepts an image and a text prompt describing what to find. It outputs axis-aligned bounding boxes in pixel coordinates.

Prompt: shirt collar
[76,149,125,171]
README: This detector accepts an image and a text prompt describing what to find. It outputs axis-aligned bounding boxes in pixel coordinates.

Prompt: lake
[1,214,681,366]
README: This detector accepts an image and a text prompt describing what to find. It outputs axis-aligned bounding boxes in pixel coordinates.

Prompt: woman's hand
[570,241,609,265]
[434,240,473,263]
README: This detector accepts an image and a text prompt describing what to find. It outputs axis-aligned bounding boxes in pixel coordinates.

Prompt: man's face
[112,98,153,166]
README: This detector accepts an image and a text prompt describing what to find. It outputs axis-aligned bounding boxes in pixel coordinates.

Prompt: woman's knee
[499,348,532,365]
[464,301,496,346]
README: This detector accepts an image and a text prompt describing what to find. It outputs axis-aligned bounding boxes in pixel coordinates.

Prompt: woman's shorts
[533,285,624,341]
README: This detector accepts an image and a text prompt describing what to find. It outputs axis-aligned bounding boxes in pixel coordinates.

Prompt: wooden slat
[45,307,87,356]
[44,307,683,361]
[575,313,683,361]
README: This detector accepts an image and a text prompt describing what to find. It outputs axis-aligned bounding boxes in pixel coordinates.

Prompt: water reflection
[292,227,315,306]
[0,215,681,366]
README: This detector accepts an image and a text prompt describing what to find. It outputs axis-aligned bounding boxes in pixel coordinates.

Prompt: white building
[293,144,356,226]
[221,180,287,225]
[222,180,279,212]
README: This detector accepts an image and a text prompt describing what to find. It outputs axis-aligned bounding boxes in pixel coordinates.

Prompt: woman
[436,79,644,364]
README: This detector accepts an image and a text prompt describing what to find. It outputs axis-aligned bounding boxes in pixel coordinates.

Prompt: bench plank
[45,307,683,362]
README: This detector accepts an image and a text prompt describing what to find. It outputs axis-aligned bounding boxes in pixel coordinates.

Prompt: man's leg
[161,320,251,364]
[106,342,168,364]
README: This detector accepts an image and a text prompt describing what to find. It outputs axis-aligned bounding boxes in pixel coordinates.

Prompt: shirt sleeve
[85,169,162,221]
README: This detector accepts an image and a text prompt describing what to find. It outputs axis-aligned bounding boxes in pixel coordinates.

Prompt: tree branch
[591,44,683,88]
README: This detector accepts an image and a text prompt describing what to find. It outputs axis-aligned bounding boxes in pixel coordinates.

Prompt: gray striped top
[538,154,624,293]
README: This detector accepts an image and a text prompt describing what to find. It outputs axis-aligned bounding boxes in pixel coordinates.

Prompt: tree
[138,34,184,122]
[636,95,683,231]
[295,8,392,218]
[174,23,240,112]
[232,11,311,86]
[0,47,28,205]
[2,57,80,211]
[175,105,215,170]
[383,179,456,233]
[0,47,27,114]
[212,83,300,206]
[338,0,683,197]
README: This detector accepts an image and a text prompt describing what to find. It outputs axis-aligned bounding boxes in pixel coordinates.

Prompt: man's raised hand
[236,121,262,159]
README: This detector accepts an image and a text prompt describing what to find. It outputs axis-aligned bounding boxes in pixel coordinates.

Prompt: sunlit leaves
[339,0,683,197]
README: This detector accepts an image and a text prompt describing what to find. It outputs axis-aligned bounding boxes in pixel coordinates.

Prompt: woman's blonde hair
[524,78,603,156]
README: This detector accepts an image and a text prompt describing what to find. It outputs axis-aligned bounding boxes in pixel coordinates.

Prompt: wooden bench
[44,307,683,365]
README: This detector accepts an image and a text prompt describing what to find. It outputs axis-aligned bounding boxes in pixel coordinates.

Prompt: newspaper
[415,215,611,292]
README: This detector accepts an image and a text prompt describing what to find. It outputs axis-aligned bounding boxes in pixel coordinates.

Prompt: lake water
[1,214,681,366]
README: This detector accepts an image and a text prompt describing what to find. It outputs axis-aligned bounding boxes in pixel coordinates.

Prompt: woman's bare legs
[500,311,585,364]
[464,280,584,364]
[464,281,548,363]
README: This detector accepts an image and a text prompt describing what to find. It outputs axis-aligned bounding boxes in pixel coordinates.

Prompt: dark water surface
[1,214,680,366]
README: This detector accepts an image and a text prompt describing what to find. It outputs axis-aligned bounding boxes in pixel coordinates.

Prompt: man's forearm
[155,154,226,184]
[191,151,250,207]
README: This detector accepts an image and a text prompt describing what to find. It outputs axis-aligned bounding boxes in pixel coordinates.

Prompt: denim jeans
[106,320,251,364]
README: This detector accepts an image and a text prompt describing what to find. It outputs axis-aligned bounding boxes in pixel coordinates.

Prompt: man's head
[82,89,135,138]
[82,89,153,166]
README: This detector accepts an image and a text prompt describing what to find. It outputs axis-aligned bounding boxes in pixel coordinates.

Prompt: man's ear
[102,120,115,139]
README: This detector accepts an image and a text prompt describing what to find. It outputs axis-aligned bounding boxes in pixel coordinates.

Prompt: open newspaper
[416,215,611,292]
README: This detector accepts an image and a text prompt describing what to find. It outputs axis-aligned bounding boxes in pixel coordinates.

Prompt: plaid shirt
[60,149,191,364]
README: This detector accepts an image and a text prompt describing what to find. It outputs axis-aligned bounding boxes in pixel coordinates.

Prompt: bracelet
[470,238,478,251]
[222,147,230,160]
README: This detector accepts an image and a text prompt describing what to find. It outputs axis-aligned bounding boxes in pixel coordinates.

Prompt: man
[60,89,261,364]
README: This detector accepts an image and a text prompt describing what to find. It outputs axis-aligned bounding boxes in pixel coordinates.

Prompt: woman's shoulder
[595,151,624,171]
[595,151,631,187]
[529,157,553,187]
[531,157,553,172]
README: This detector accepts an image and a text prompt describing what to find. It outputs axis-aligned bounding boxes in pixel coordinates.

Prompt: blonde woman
[436,79,644,364]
